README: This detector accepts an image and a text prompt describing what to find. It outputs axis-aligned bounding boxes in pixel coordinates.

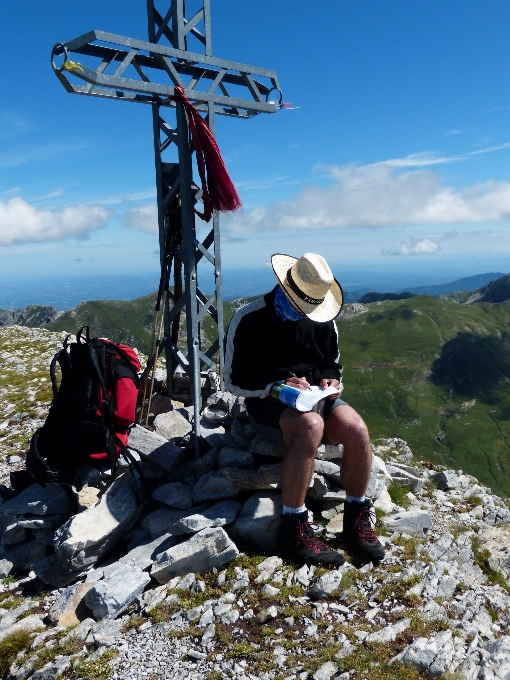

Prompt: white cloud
[0,197,111,246]
[383,238,441,257]
[123,204,158,234]
[222,163,510,234]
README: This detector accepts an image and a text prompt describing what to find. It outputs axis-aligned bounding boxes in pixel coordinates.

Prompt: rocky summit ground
[0,326,509,680]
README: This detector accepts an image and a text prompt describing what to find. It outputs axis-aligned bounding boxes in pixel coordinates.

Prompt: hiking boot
[342,499,385,564]
[275,511,345,567]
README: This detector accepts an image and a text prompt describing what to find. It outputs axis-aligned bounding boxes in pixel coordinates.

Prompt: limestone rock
[316,443,344,460]
[0,614,44,643]
[54,471,141,571]
[30,657,71,680]
[48,582,96,626]
[0,483,73,516]
[85,563,151,619]
[200,419,225,447]
[128,425,184,472]
[170,500,242,535]
[230,419,253,449]
[76,487,100,511]
[308,564,352,599]
[86,533,176,581]
[229,491,283,552]
[154,410,192,440]
[387,509,432,536]
[218,447,254,469]
[33,554,89,588]
[151,527,239,583]
[194,447,219,479]
[141,505,209,537]
[249,434,285,458]
[85,617,125,647]
[313,661,338,680]
[430,469,460,491]
[374,486,393,513]
[152,482,193,509]
[193,465,282,502]
[0,539,47,578]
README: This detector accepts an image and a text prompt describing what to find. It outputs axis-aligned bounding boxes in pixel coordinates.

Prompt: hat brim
[271,253,344,322]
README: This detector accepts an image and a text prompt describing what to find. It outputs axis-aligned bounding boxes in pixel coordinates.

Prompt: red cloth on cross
[171,87,242,223]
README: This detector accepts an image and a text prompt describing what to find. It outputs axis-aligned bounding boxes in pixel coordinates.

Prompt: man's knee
[281,410,324,447]
[327,406,369,444]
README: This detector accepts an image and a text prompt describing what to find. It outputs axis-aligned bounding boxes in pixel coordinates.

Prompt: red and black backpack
[27,326,141,486]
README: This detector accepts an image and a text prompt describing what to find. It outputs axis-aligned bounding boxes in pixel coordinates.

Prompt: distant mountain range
[403,272,505,297]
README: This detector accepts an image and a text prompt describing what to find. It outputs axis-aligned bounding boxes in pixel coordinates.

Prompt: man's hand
[320,378,340,400]
[285,376,310,391]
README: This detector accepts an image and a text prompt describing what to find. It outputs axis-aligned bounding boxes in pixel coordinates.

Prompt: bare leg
[325,405,371,497]
[279,408,324,508]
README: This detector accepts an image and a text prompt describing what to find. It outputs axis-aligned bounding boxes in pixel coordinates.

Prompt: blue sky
[1,0,510,304]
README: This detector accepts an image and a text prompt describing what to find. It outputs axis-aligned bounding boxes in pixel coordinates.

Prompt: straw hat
[271,252,344,322]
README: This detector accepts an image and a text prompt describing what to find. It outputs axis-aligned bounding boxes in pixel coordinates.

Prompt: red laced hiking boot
[342,499,385,564]
[275,511,345,567]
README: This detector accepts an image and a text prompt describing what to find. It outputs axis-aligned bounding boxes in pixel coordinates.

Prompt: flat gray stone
[141,504,209,537]
[1,524,27,545]
[151,527,239,583]
[200,419,225,447]
[33,554,89,587]
[386,465,425,492]
[171,500,242,535]
[154,410,192,440]
[0,539,47,578]
[85,563,151,620]
[313,661,338,680]
[308,564,353,599]
[194,447,219,479]
[314,459,341,485]
[86,533,177,581]
[128,425,184,472]
[0,483,73,516]
[387,509,432,536]
[193,465,282,502]
[218,447,254,469]
[229,491,283,552]
[249,434,286,458]
[431,469,460,491]
[86,617,124,647]
[229,419,252,449]
[152,482,193,509]
[30,656,71,680]
[316,443,343,460]
[15,513,67,530]
[54,471,141,571]
[0,614,44,643]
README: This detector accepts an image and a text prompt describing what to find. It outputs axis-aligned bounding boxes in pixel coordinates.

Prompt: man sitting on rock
[224,252,385,566]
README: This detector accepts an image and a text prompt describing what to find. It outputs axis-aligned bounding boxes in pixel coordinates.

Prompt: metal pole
[176,101,202,456]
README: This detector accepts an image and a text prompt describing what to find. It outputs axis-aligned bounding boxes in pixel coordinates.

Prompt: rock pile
[0,326,510,680]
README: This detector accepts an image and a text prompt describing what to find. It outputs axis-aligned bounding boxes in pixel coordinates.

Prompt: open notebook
[270,382,340,412]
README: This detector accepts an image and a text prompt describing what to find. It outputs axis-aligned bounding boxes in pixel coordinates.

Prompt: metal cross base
[51,0,281,456]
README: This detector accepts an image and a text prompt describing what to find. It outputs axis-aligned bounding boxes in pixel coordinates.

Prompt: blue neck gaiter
[274,286,305,322]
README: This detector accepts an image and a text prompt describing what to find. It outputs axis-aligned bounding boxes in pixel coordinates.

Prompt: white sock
[345,495,366,504]
[283,504,307,515]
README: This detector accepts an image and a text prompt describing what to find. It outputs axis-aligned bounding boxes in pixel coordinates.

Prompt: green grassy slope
[46,293,157,352]
[337,296,510,496]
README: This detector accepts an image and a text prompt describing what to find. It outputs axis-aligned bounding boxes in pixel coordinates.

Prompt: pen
[287,371,312,390]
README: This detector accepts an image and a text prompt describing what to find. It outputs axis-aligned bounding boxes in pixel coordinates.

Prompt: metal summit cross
[51,1,281,453]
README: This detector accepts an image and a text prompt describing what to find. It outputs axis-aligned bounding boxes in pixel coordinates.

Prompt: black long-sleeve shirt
[224,287,343,417]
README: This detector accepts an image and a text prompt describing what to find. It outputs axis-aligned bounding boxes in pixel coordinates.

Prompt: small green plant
[465,495,483,507]
[387,482,411,510]
[472,537,510,593]
[121,615,146,632]
[0,630,32,676]
[2,575,17,585]
[74,649,118,679]
[226,642,255,659]
[206,672,222,680]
